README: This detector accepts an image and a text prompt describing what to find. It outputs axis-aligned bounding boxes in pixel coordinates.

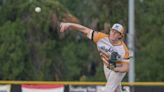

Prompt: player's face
[109,29,122,41]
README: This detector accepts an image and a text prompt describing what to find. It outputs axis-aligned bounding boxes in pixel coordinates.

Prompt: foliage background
[0,0,164,82]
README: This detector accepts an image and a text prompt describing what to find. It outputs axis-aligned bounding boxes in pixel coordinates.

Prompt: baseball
[35,7,41,13]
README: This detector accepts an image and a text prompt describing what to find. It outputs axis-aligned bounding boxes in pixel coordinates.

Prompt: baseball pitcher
[60,22,129,92]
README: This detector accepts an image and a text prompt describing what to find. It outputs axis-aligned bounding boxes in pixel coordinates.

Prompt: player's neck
[109,38,122,46]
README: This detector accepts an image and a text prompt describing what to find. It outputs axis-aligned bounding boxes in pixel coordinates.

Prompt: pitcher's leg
[103,71,126,92]
[103,64,112,80]
[114,84,122,92]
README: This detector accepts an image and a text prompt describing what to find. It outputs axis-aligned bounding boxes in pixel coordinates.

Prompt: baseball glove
[107,51,121,70]
[110,51,121,63]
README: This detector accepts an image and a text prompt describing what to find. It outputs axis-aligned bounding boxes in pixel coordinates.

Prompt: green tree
[136,0,164,81]
[0,0,73,80]
[0,19,27,80]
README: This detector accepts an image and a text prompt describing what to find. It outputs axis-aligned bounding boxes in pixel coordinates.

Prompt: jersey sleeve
[122,42,129,59]
[86,30,108,43]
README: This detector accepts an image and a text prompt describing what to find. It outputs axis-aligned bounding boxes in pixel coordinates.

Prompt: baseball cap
[112,23,125,35]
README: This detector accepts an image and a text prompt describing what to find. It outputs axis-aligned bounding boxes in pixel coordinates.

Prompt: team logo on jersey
[98,45,115,54]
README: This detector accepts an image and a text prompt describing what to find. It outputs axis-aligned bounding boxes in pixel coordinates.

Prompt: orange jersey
[87,30,129,66]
